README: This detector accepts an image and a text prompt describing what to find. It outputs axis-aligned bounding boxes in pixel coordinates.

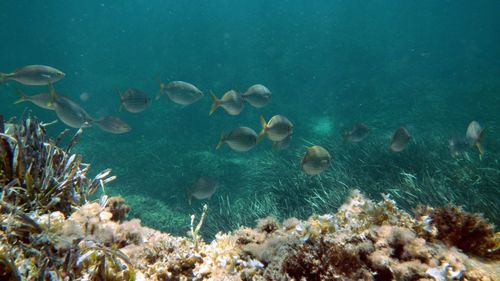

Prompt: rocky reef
[1,115,499,280]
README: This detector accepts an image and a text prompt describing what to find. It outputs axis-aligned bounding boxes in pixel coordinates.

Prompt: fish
[448,136,469,157]
[0,65,65,85]
[187,176,219,205]
[157,80,203,105]
[209,90,244,115]
[216,126,258,152]
[258,115,293,142]
[343,122,369,143]
[53,96,93,129]
[40,82,93,129]
[14,89,55,110]
[465,121,485,155]
[390,127,411,152]
[301,145,331,175]
[242,84,272,108]
[95,116,131,134]
[273,134,292,150]
[119,88,150,113]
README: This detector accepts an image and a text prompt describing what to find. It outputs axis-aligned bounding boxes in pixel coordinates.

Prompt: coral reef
[1,115,499,280]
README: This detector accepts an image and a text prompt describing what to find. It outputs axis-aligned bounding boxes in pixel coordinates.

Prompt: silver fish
[209,90,244,116]
[344,123,369,143]
[0,65,65,85]
[14,90,55,110]
[390,127,411,152]
[242,84,272,108]
[53,96,93,128]
[216,126,257,152]
[157,80,203,105]
[188,176,219,205]
[301,145,331,175]
[95,116,131,134]
[258,115,293,142]
[119,88,150,113]
[465,120,485,155]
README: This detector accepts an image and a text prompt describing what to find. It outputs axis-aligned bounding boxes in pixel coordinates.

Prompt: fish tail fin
[156,77,165,100]
[0,73,5,84]
[13,88,27,104]
[476,142,485,156]
[477,127,486,159]
[478,127,486,142]
[209,91,220,115]
[216,131,225,150]
[116,89,124,111]
[342,129,351,143]
[186,190,193,206]
[257,115,267,143]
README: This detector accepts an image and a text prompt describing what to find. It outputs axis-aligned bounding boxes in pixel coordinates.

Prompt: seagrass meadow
[1,1,500,280]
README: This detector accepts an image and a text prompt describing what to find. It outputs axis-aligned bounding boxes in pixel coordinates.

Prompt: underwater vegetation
[1,115,499,280]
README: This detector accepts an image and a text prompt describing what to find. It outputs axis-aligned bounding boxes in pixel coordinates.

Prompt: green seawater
[1,1,499,238]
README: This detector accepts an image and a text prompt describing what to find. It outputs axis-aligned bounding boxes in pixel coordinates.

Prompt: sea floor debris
[1,115,499,280]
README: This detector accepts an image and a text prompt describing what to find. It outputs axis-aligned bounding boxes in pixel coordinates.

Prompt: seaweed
[415,204,499,258]
[0,114,114,216]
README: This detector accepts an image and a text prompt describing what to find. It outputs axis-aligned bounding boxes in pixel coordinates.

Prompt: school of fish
[1,64,487,203]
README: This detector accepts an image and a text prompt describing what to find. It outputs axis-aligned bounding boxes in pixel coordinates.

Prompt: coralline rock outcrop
[3,189,498,280]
